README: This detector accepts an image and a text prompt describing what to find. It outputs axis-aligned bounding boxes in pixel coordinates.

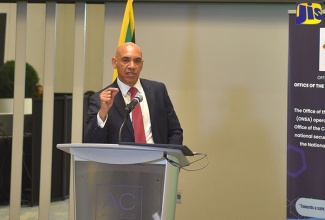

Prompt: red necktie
[128,87,146,143]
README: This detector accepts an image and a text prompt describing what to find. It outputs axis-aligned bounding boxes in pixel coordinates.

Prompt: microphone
[125,95,143,113]
[118,94,143,143]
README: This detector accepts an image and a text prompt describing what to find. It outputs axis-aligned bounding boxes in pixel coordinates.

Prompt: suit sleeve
[163,84,183,145]
[84,92,108,143]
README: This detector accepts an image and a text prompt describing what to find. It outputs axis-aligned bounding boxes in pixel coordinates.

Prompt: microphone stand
[118,112,130,143]
[118,96,141,143]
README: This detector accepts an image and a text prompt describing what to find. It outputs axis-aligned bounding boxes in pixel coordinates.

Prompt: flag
[112,0,135,81]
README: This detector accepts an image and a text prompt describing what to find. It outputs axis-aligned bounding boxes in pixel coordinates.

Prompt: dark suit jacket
[85,78,183,145]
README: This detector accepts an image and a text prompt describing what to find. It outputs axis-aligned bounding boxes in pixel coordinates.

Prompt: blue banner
[288,12,325,220]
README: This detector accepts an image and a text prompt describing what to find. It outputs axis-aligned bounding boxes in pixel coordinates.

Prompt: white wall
[1,3,45,84]
[1,2,292,219]
[105,4,289,218]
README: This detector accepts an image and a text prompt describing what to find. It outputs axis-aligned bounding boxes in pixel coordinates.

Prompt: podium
[57,143,192,220]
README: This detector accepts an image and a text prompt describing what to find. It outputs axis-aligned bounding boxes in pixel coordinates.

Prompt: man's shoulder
[140,78,165,88]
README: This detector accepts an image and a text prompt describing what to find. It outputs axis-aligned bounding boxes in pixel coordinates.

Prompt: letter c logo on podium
[96,185,143,220]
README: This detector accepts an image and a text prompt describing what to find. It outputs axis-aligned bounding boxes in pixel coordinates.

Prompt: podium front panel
[75,160,165,220]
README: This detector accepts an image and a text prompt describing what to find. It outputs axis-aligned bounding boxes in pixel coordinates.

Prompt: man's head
[112,42,144,87]
[34,85,43,97]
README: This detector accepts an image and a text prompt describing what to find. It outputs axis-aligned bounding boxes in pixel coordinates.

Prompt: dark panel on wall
[30,94,72,206]
[0,14,6,66]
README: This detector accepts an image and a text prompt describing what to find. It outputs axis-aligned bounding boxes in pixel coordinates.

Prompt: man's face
[112,44,143,87]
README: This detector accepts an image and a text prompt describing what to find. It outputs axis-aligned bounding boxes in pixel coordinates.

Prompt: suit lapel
[111,80,134,139]
[141,79,155,126]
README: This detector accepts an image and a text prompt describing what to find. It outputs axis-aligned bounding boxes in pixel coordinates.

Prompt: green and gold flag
[112,0,135,81]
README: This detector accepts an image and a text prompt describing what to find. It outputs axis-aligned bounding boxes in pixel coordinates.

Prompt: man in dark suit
[85,42,183,145]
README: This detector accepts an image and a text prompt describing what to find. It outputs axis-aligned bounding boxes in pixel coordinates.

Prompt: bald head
[112,42,144,86]
[115,42,142,58]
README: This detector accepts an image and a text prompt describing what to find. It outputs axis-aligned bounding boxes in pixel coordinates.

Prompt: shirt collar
[117,78,143,97]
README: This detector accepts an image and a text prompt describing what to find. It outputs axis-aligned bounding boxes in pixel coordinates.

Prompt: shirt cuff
[97,113,107,128]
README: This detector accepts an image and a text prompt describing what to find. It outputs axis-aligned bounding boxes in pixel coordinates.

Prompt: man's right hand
[98,87,119,121]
